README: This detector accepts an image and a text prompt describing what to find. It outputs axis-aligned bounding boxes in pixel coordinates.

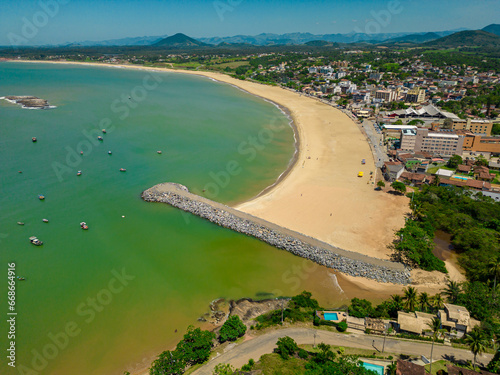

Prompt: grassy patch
[424,360,448,375]
[215,61,250,69]
[253,353,306,375]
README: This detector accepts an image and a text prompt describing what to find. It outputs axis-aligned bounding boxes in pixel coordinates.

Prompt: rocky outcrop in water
[142,183,411,285]
[2,96,54,109]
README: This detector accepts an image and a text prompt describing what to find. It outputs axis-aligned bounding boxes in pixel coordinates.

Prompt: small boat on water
[108,151,112,155]
[157,151,162,154]
[80,222,89,230]
[32,137,37,142]
[97,136,103,141]
[42,219,49,223]
[29,236,43,246]
[38,195,45,200]
[17,222,24,226]
[102,129,107,134]
[77,171,82,176]
[119,168,126,172]
[16,276,26,281]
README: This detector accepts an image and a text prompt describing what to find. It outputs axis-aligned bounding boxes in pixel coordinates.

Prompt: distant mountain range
[65,24,500,48]
[424,29,500,48]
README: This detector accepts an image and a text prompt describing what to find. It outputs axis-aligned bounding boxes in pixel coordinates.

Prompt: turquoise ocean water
[0,62,339,375]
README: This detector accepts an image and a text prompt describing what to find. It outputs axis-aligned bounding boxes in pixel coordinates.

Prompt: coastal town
[2,6,500,375]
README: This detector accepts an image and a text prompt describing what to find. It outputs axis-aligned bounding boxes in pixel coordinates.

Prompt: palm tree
[465,327,488,370]
[427,317,444,375]
[431,293,444,311]
[403,286,418,312]
[442,280,461,304]
[419,292,430,312]
[488,257,500,301]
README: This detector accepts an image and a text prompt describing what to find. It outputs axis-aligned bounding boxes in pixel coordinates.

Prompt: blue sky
[0,0,498,45]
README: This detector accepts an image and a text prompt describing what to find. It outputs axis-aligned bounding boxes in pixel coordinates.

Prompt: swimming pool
[361,362,385,375]
[323,312,339,321]
[453,176,468,180]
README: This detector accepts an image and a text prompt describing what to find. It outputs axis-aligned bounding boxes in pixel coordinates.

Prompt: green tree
[315,343,335,363]
[489,256,500,301]
[432,293,445,310]
[150,350,186,375]
[212,363,234,375]
[391,181,407,195]
[377,180,386,188]
[447,155,463,169]
[349,298,375,318]
[386,361,397,375]
[487,349,500,373]
[442,280,461,304]
[290,291,319,309]
[276,336,299,360]
[176,326,215,366]
[419,292,430,312]
[427,317,445,375]
[403,286,418,312]
[465,327,488,370]
[219,315,246,343]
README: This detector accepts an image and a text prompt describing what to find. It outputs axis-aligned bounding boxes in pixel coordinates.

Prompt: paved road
[361,120,388,169]
[192,328,493,375]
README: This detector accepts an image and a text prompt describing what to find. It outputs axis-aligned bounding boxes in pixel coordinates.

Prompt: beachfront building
[413,128,465,157]
[374,90,397,103]
[400,127,417,152]
[405,88,426,104]
[383,161,405,181]
[452,119,493,136]
[462,133,500,154]
[352,91,371,103]
[438,304,480,338]
[396,311,435,335]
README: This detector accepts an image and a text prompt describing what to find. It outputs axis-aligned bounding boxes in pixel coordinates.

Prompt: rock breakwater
[142,183,411,284]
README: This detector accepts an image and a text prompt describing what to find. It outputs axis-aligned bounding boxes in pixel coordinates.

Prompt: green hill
[152,33,210,48]
[483,24,500,37]
[383,32,440,44]
[424,30,500,48]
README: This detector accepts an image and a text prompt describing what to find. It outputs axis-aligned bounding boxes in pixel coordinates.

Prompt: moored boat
[29,236,43,246]
[42,219,49,223]
[16,276,26,281]
[108,151,112,155]
[17,222,24,225]
[77,171,82,176]
[32,137,37,142]
[80,222,89,230]
[97,136,103,141]
[38,195,45,200]
[119,168,126,172]
[157,150,162,154]
[102,129,106,134]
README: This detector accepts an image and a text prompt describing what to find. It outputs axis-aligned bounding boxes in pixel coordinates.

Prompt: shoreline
[6,59,411,260]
